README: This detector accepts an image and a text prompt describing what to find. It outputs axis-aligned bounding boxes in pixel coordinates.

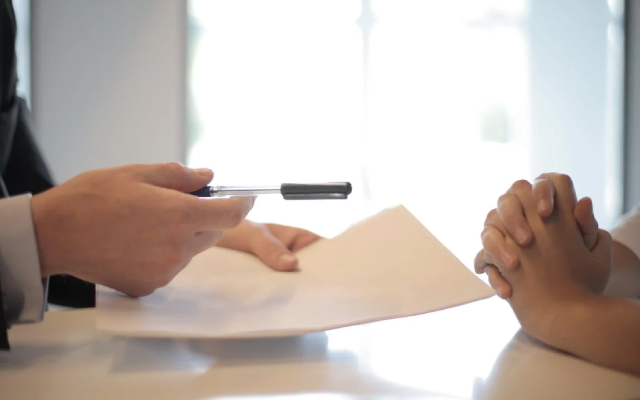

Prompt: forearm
[543,296,640,376]
[609,204,640,298]
[604,241,640,298]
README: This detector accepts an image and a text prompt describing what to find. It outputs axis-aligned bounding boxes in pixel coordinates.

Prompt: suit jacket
[0,0,95,350]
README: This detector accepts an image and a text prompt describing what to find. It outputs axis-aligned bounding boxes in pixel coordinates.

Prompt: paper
[96,205,494,338]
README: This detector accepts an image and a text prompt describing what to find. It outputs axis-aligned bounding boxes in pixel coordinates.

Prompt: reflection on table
[1,297,639,400]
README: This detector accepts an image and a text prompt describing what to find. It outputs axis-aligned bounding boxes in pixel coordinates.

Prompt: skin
[475,174,640,376]
[217,220,320,271]
[31,162,321,297]
[475,173,640,299]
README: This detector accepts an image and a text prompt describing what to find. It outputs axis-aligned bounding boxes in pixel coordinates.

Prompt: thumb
[574,197,598,250]
[136,162,213,192]
[592,228,613,260]
[251,229,299,272]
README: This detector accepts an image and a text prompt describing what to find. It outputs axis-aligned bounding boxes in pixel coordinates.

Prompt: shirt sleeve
[611,203,640,261]
[0,194,47,324]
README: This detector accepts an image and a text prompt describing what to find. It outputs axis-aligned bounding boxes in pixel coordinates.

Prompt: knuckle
[510,179,532,193]
[555,173,574,189]
[485,209,499,224]
[227,209,247,227]
[474,249,490,272]
[497,193,516,209]
[557,173,572,183]
[480,227,500,249]
[165,161,188,177]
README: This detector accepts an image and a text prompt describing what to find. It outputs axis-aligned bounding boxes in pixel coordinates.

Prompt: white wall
[31,0,187,183]
[528,0,624,228]
[626,0,640,211]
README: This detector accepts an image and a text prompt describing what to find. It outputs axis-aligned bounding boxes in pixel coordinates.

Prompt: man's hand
[475,173,601,299]
[216,220,322,271]
[31,163,254,297]
[489,176,613,339]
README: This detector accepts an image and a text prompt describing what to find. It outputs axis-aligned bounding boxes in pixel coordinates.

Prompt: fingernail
[538,199,548,214]
[515,228,529,244]
[195,168,213,178]
[278,253,297,268]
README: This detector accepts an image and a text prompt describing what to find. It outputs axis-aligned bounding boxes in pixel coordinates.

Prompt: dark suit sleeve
[0,1,94,347]
[3,98,55,196]
[0,272,9,349]
[3,100,96,309]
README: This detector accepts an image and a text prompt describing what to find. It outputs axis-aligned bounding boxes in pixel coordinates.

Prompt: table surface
[1,297,639,400]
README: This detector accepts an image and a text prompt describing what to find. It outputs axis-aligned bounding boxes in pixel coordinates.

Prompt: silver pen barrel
[211,186,281,197]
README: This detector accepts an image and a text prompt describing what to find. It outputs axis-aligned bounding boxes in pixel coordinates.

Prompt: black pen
[190,182,352,200]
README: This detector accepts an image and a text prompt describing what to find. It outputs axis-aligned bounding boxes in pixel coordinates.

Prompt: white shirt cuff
[611,203,640,262]
[0,194,46,324]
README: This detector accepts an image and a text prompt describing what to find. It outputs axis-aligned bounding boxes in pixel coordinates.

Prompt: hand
[31,162,254,297]
[216,220,322,271]
[494,176,612,341]
[475,173,600,298]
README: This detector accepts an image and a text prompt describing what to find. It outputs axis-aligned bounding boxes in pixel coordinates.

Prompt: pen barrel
[281,183,352,196]
[212,186,280,196]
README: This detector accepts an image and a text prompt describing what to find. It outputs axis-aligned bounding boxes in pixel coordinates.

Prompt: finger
[249,228,299,271]
[266,223,323,252]
[474,249,498,274]
[574,197,598,250]
[290,232,322,252]
[134,162,214,192]
[481,225,519,269]
[497,193,532,245]
[193,196,255,230]
[484,209,508,236]
[485,265,513,299]
[537,173,577,214]
[190,230,225,255]
[506,179,538,221]
[532,176,556,217]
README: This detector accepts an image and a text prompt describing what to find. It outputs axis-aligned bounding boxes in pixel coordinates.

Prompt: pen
[190,182,352,200]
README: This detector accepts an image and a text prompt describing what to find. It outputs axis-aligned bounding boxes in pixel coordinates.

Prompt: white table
[1,297,639,400]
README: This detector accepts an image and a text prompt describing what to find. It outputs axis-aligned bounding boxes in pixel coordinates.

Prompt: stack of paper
[96,206,494,338]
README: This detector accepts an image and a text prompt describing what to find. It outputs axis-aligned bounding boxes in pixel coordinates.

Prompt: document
[96,206,494,338]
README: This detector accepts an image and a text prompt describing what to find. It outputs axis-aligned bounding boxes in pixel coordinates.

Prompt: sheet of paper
[96,205,495,338]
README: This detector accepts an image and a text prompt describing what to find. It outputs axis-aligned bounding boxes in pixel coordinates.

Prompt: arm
[545,296,640,376]
[608,205,640,298]
[487,175,639,376]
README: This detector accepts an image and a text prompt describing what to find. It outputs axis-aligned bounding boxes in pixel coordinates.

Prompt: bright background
[187,0,625,264]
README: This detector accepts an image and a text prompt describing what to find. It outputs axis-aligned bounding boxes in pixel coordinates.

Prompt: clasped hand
[474,174,612,338]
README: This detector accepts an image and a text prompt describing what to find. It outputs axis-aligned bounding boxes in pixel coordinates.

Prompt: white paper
[96,205,495,338]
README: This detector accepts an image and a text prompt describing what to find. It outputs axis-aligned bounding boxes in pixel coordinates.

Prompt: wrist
[536,293,600,348]
[31,192,65,277]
